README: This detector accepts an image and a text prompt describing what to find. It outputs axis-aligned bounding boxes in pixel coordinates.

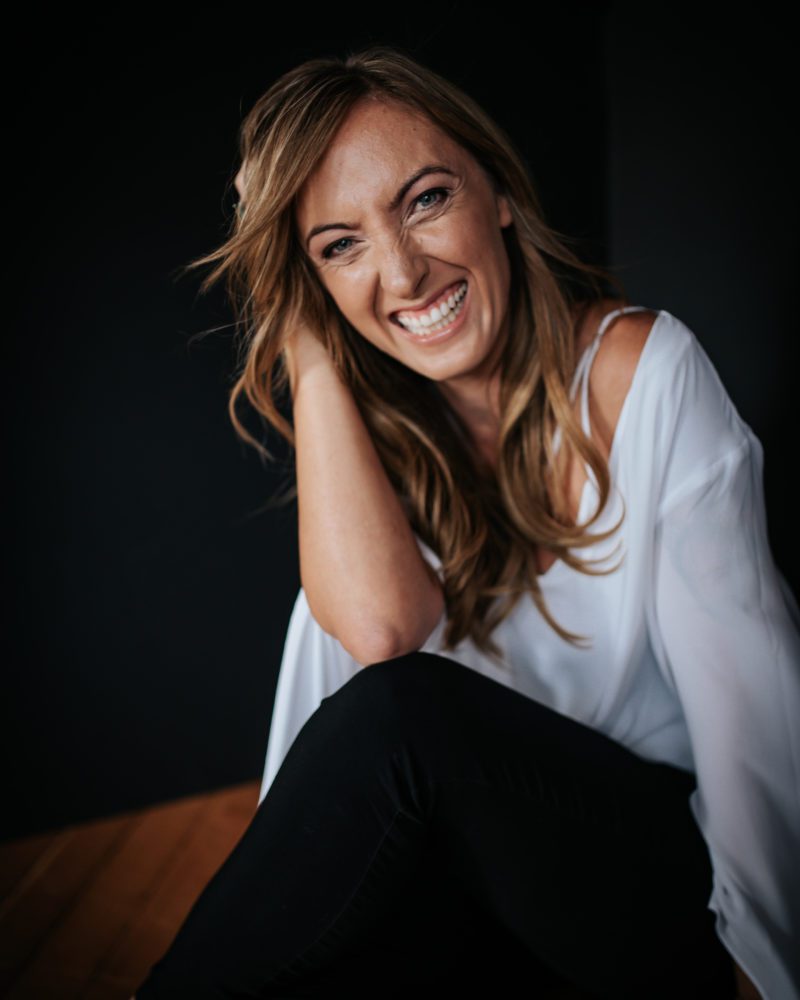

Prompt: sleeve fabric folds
[645,326,800,1000]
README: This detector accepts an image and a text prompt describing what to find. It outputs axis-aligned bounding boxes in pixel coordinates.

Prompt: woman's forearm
[287,334,445,665]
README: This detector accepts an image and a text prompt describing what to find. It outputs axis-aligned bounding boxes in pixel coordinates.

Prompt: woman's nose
[374,233,429,299]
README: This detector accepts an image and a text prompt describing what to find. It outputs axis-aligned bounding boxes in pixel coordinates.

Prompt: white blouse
[257,306,800,1000]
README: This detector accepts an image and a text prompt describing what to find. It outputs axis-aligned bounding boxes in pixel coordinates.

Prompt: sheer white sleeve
[647,341,800,999]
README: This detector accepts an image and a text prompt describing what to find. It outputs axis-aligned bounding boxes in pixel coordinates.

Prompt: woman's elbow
[348,580,446,666]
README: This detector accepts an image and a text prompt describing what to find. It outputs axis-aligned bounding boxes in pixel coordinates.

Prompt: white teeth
[395,281,468,335]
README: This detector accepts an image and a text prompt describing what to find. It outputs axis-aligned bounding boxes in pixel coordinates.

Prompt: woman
[135,46,799,999]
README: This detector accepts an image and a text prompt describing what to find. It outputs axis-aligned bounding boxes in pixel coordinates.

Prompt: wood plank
[0,815,130,995]
[0,831,60,902]
[2,788,250,1000]
[82,783,259,999]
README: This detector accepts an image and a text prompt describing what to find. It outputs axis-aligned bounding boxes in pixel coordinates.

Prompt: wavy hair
[182,44,631,666]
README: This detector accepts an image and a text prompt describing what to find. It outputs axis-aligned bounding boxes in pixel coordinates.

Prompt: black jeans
[136,651,737,998]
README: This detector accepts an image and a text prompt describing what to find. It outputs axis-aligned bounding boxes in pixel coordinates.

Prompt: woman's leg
[135,651,736,999]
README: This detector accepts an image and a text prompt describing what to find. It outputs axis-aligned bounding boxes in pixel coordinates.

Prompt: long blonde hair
[183,44,630,665]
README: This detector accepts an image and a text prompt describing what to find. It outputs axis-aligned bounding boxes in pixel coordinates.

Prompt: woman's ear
[235,159,253,200]
[234,165,246,199]
[496,192,513,230]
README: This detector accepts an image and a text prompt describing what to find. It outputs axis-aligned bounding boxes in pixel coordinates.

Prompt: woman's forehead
[296,101,472,224]
[322,100,461,176]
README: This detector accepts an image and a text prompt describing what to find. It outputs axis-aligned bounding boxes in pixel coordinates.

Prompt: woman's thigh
[137,650,735,999]
[337,651,732,997]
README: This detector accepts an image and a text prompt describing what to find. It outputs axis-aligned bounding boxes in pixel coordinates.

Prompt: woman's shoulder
[605,306,755,501]
[588,297,659,371]
[592,303,748,447]
[574,298,662,405]
[575,298,661,458]
[573,296,658,349]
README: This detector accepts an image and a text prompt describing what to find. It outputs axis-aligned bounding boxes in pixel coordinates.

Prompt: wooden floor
[0,781,260,999]
[0,782,585,999]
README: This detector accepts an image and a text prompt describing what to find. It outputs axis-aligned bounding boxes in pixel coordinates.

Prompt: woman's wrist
[283,326,337,397]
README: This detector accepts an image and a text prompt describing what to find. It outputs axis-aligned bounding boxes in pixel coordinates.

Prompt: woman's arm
[645,319,800,1000]
[234,167,443,664]
[285,326,445,666]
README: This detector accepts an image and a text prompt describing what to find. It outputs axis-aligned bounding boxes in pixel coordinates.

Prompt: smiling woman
[295,103,514,390]
[203,55,638,664]
[132,43,799,1000]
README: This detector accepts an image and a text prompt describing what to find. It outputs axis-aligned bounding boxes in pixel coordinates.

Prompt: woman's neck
[439,372,501,432]
[437,305,508,470]
[438,370,502,469]
[434,298,600,474]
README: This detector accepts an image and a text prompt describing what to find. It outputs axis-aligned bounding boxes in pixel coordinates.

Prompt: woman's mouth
[390,280,470,344]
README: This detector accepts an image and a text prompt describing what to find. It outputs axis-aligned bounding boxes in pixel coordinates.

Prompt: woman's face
[295,98,513,386]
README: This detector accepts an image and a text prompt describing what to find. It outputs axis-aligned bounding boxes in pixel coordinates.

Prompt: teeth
[395,281,468,335]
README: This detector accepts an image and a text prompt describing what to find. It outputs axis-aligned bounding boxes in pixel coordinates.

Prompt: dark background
[5,5,796,840]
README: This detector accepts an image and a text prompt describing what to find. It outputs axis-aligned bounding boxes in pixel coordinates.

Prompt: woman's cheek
[323,272,357,315]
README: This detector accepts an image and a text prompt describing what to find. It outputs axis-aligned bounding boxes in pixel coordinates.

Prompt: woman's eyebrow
[305,163,456,249]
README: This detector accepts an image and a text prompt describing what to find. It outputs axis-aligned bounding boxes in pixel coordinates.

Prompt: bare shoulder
[592,300,659,379]
[586,300,660,454]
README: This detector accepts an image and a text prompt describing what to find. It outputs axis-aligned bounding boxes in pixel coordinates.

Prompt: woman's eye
[322,237,355,260]
[412,187,449,212]
[320,189,450,260]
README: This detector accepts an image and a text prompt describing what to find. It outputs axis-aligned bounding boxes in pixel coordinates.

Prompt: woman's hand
[733,959,763,1000]
[282,322,337,396]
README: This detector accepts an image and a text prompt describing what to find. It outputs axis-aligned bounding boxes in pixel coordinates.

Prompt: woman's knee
[266,652,471,806]
[342,650,467,708]
[316,650,470,743]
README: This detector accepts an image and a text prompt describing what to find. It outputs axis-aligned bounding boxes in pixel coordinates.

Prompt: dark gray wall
[5,5,793,840]
[604,8,797,571]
